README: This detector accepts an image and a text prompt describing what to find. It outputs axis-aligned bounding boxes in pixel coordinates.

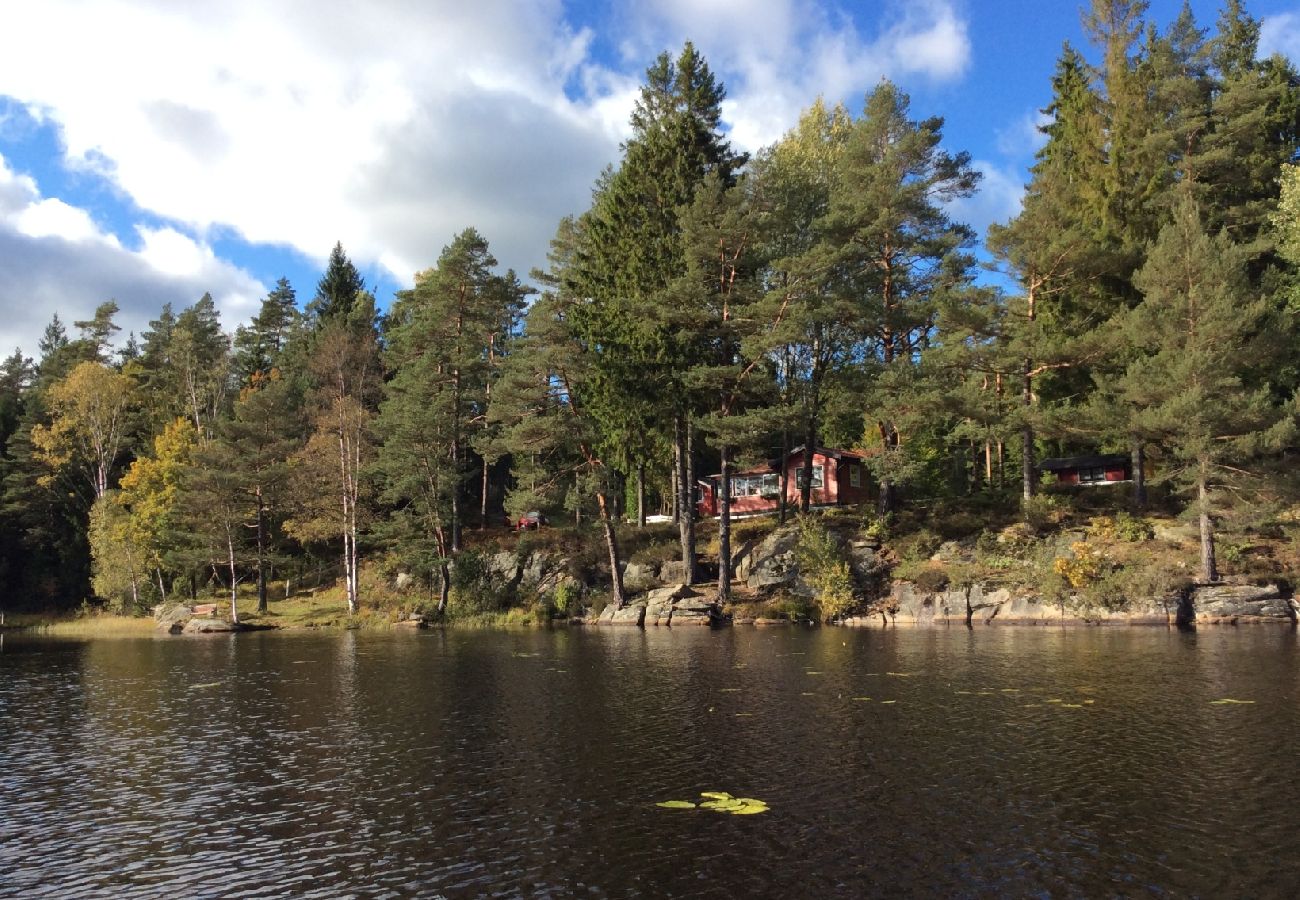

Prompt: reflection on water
[2,626,1298,897]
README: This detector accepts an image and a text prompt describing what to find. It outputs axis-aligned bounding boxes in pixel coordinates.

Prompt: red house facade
[696,447,871,517]
[1039,454,1132,486]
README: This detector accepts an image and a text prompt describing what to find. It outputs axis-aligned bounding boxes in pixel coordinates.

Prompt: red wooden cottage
[1039,453,1132,486]
[696,447,871,518]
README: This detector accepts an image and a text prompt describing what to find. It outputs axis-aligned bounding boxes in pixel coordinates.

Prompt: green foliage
[1022,494,1061,531]
[1088,512,1152,543]
[793,515,855,620]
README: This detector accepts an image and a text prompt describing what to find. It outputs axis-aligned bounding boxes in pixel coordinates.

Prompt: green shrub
[794,516,855,621]
[1022,493,1060,531]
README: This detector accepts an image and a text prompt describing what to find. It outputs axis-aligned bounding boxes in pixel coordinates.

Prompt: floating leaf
[1061,703,1084,709]
[851,697,872,701]
[885,672,911,677]
[697,793,768,815]
[734,712,754,717]
[656,800,696,809]
[1082,699,1095,705]
[1000,689,1020,693]
[700,799,745,811]
[880,700,897,704]
[1210,698,1256,705]
[189,682,221,690]
[805,671,822,675]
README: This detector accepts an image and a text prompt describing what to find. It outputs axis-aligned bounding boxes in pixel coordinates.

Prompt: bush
[794,516,856,621]
[1052,541,1110,589]
[1023,494,1061,531]
[1088,513,1153,544]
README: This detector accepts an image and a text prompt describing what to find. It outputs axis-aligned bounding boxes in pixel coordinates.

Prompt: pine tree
[822,80,980,513]
[1120,193,1295,581]
[747,99,856,518]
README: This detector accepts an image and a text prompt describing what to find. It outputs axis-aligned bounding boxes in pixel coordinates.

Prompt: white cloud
[1260,13,1300,62]
[0,0,976,313]
[0,0,624,287]
[628,0,971,151]
[14,198,117,245]
[947,159,1025,238]
[0,153,263,356]
[996,110,1051,159]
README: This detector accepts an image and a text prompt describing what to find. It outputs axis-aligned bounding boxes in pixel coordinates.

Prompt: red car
[516,511,548,531]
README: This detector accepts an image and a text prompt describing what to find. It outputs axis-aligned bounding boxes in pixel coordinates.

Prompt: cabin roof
[1039,454,1130,472]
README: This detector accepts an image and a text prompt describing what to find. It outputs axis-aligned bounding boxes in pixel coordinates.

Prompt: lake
[2,625,1298,898]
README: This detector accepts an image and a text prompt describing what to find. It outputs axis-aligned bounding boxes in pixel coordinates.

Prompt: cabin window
[849,465,861,488]
[732,473,780,498]
[1078,466,1107,484]
[796,465,824,489]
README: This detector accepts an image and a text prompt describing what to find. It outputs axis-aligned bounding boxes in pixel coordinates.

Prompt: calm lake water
[2,625,1298,898]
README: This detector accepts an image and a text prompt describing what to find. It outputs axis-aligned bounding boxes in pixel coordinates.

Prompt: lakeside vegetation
[2,0,1300,624]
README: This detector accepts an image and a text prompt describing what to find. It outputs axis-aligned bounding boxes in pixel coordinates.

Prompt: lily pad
[700,791,734,800]
[1210,698,1256,705]
[656,800,697,809]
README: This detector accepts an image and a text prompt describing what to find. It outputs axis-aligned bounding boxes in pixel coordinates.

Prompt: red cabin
[1039,453,1132,486]
[696,447,871,518]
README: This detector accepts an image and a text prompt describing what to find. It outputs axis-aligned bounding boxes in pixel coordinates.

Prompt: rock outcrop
[594,583,722,627]
[182,617,243,634]
[843,579,1296,627]
[1192,582,1297,624]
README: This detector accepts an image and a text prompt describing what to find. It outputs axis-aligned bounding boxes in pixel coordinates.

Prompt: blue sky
[0,0,1297,358]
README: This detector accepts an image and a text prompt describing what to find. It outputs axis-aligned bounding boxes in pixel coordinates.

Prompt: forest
[2,0,1299,621]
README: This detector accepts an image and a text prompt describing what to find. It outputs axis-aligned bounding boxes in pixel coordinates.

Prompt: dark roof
[1039,454,1130,472]
[788,445,867,462]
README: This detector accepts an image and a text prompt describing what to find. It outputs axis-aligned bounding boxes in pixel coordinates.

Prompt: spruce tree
[308,242,366,324]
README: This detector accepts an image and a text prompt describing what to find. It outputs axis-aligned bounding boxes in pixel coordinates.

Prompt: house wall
[697,451,871,517]
[1053,464,1131,486]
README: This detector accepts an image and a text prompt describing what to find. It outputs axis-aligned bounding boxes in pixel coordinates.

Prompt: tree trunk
[226,530,240,626]
[256,487,268,614]
[480,455,489,530]
[718,444,732,605]
[800,421,815,513]
[778,427,790,524]
[437,560,450,615]
[596,490,626,609]
[636,461,646,528]
[1199,473,1217,583]
[1131,439,1147,509]
[675,414,697,584]
[450,436,462,553]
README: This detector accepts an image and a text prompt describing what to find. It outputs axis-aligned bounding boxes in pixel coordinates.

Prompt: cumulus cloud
[996,109,1051,159]
[1260,13,1300,62]
[0,154,263,357]
[0,0,625,289]
[0,0,979,341]
[626,0,971,150]
[947,159,1026,240]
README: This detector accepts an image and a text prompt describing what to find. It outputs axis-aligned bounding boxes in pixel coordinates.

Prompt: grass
[33,615,158,637]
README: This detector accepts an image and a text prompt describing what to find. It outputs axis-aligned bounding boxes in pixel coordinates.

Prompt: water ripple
[2,627,1298,897]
